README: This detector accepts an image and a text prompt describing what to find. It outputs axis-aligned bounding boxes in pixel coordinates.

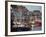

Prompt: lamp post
[31,21,35,31]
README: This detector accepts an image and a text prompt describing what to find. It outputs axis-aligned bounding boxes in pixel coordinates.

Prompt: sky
[24,5,42,12]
